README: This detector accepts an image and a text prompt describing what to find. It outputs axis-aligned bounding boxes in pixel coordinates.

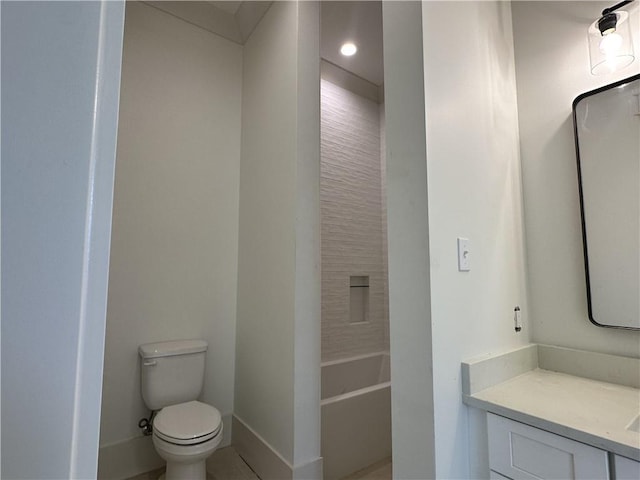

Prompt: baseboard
[293,456,323,479]
[232,415,293,479]
[97,435,162,480]
[98,413,233,479]
[220,413,233,448]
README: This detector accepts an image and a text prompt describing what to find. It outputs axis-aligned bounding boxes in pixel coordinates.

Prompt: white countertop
[464,368,640,461]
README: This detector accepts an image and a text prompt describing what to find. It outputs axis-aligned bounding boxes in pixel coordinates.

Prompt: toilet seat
[154,401,222,446]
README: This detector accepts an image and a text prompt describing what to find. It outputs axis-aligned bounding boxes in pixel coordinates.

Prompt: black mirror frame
[572,73,640,330]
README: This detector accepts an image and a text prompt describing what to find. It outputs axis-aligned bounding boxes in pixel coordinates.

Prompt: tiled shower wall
[320,78,389,362]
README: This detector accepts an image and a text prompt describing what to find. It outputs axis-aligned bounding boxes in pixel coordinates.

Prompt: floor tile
[341,457,392,480]
[207,446,259,480]
[126,446,259,480]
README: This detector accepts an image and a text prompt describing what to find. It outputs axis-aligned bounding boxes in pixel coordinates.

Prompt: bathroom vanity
[462,345,640,479]
[487,412,637,480]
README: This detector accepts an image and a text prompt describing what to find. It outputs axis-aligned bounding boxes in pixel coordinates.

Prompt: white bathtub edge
[321,351,390,368]
[321,381,392,479]
[321,381,391,406]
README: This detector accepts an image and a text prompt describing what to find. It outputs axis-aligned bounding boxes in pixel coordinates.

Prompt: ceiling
[207,1,242,15]
[148,1,271,44]
[321,1,384,86]
[150,1,384,86]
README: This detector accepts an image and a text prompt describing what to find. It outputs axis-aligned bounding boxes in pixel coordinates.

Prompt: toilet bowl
[139,340,223,480]
[152,400,223,480]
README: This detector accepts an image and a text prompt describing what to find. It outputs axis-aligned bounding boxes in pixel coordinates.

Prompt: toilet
[139,339,223,480]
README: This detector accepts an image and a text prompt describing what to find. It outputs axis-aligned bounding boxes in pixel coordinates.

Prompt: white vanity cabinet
[614,454,640,480]
[487,413,610,479]
[462,346,640,480]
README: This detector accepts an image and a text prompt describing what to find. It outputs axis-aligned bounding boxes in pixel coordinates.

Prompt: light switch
[457,237,470,271]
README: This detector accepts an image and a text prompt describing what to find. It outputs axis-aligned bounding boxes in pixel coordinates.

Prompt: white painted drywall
[382,2,436,478]
[235,0,297,463]
[320,79,389,362]
[1,1,124,477]
[235,1,321,470]
[380,104,389,350]
[99,0,242,452]
[293,0,322,471]
[512,1,640,356]
[422,2,530,478]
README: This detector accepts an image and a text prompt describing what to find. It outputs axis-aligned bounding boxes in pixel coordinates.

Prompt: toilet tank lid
[139,340,207,359]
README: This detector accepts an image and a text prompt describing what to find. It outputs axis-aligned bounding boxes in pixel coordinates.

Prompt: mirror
[573,74,640,330]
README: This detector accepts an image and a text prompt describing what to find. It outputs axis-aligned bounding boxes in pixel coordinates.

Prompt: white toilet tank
[139,339,207,411]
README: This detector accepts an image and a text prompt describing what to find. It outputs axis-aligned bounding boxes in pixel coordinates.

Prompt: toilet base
[159,460,206,480]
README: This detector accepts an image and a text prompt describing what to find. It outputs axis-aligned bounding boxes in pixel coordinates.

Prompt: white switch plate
[457,237,470,271]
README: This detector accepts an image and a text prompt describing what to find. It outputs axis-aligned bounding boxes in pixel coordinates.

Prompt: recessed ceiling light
[340,42,357,56]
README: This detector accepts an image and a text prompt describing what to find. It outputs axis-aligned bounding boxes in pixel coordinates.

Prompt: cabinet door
[487,413,610,479]
[614,455,640,480]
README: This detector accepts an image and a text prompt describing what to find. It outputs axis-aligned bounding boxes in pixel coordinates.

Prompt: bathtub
[321,352,391,480]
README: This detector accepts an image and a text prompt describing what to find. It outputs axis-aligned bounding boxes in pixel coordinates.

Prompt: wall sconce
[588,0,636,75]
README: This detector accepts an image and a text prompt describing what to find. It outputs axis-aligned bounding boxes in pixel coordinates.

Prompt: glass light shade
[588,11,635,75]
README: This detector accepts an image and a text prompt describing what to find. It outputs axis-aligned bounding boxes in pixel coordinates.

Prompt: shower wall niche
[320,75,389,362]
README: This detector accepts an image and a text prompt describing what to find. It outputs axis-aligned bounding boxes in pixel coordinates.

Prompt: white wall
[382,2,436,478]
[293,1,322,472]
[100,0,242,453]
[1,1,124,477]
[422,2,530,478]
[235,1,321,473]
[512,1,640,357]
[320,79,389,362]
[235,0,297,463]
